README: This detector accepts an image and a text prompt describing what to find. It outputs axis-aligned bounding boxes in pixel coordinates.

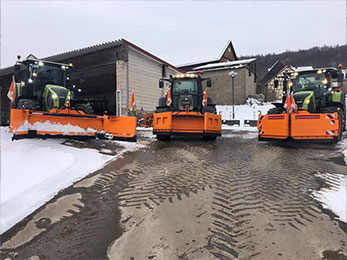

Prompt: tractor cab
[159,74,212,113]
[290,68,341,113]
[171,74,201,111]
[13,57,73,111]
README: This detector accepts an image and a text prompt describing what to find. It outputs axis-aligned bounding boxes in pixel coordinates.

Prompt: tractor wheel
[267,107,285,114]
[155,107,170,113]
[75,103,94,115]
[202,105,217,114]
[16,99,40,111]
[156,134,171,141]
[202,135,217,141]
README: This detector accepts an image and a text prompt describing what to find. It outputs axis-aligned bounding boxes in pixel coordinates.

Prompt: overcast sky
[1,1,346,68]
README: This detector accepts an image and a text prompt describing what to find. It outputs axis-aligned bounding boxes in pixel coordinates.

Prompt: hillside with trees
[241,44,347,82]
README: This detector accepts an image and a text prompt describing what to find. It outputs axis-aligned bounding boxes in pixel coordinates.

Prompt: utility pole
[228,71,238,119]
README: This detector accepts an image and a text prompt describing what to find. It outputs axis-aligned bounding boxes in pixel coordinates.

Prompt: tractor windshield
[31,64,67,88]
[172,79,198,96]
[293,73,326,92]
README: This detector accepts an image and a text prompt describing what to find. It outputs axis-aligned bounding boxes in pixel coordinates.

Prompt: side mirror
[274,80,279,89]
[13,64,20,81]
[207,79,212,88]
[159,81,164,88]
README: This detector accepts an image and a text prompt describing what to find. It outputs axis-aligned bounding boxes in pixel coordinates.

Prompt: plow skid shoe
[153,112,221,136]
[290,111,340,140]
[258,114,289,140]
[10,109,137,142]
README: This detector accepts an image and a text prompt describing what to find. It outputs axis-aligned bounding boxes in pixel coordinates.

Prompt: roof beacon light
[338,64,343,68]
[69,63,73,67]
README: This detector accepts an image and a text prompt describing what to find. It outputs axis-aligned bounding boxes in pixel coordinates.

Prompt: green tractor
[12,56,106,114]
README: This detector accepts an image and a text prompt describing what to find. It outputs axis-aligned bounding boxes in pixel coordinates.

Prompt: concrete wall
[127,48,179,112]
[200,67,256,105]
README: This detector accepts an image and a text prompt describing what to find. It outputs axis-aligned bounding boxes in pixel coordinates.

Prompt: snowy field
[0,127,145,233]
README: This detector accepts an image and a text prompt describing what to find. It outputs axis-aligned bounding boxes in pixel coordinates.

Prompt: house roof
[193,58,256,71]
[1,38,182,75]
[260,60,286,85]
[159,40,237,67]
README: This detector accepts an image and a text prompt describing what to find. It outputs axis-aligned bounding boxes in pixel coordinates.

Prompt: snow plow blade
[290,111,341,141]
[10,109,137,142]
[258,111,341,142]
[153,111,221,137]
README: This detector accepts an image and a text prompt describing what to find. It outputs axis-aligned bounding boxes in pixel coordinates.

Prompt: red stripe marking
[268,115,285,120]
[295,115,320,119]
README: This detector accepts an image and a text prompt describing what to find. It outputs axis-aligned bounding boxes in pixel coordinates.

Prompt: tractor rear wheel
[16,99,40,111]
[202,135,217,141]
[156,134,171,141]
[75,103,94,115]
[202,105,217,114]
[267,107,285,114]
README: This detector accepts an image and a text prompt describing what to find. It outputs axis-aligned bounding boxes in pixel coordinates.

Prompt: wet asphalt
[1,130,346,260]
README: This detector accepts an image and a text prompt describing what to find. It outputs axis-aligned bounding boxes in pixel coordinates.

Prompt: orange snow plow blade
[258,111,341,142]
[257,114,289,140]
[10,109,137,141]
[153,111,221,136]
[290,111,340,140]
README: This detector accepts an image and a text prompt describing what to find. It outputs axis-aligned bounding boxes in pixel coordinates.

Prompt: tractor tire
[156,134,171,141]
[75,103,94,115]
[202,105,217,114]
[16,99,40,111]
[267,107,285,114]
[202,135,217,141]
[155,107,170,113]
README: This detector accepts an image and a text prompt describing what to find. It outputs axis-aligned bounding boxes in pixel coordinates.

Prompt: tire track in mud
[118,143,216,210]
[206,141,346,260]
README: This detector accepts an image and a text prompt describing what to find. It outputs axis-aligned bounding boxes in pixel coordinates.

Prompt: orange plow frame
[10,108,137,141]
[153,111,221,137]
[257,110,341,142]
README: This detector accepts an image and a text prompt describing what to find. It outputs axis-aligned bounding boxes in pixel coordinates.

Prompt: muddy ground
[1,130,346,260]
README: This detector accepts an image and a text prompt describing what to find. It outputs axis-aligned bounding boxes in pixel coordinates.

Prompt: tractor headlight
[305,99,310,104]
[52,93,58,99]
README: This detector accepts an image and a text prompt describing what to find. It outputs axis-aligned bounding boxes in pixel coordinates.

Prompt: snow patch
[312,172,347,223]
[14,120,97,134]
[0,127,145,233]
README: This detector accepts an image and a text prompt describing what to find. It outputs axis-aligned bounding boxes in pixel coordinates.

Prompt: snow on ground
[312,172,347,223]
[337,136,347,165]
[217,101,274,128]
[0,127,145,233]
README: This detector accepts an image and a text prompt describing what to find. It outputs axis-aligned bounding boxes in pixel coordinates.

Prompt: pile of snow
[0,127,144,233]
[217,102,274,127]
[14,120,97,134]
[312,172,346,223]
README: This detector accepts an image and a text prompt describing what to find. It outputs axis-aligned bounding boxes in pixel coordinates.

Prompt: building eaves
[121,39,184,73]
[193,58,256,71]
